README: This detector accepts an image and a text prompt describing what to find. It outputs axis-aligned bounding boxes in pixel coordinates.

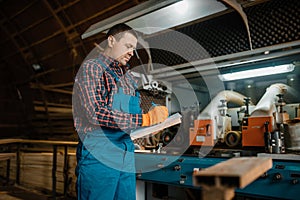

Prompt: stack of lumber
[0,151,77,197]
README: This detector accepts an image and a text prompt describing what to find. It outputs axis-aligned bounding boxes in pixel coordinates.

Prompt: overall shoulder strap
[94,58,120,82]
[125,72,140,97]
[95,58,140,97]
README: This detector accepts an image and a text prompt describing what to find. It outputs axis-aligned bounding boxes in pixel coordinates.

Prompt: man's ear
[107,35,114,48]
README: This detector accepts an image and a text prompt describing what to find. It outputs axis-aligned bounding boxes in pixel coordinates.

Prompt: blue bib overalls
[76,59,141,200]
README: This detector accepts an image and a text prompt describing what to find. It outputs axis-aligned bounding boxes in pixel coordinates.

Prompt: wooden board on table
[193,157,272,188]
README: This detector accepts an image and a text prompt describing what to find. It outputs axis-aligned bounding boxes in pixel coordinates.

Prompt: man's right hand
[142,106,168,126]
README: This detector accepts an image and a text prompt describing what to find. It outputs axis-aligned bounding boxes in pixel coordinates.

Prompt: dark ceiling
[0,0,151,139]
[0,0,148,85]
[0,0,299,140]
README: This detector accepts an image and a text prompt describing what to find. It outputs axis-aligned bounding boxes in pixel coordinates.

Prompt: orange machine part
[189,119,214,146]
[242,116,274,147]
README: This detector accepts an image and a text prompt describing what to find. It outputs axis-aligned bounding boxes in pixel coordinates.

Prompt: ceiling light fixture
[174,0,189,15]
[81,0,227,39]
[32,64,41,71]
[218,64,295,81]
[81,0,181,39]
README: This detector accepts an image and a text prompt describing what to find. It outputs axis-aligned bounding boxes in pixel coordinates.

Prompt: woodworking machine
[135,82,300,199]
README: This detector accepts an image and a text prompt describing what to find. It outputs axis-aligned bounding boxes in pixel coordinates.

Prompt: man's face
[109,32,137,66]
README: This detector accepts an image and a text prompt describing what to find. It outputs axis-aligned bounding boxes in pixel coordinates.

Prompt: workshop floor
[0,185,76,200]
[0,185,49,200]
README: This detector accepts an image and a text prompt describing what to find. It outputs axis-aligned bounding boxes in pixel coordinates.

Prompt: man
[73,23,168,200]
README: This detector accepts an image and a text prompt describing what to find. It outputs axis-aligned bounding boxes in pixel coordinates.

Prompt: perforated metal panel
[147,0,300,66]
[140,90,166,112]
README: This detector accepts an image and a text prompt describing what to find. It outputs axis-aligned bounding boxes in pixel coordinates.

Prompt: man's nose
[128,50,134,56]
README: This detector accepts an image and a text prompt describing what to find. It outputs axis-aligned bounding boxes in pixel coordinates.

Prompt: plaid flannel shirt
[73,53,143,134]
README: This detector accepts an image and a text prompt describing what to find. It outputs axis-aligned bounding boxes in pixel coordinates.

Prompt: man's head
[104,23,138,66]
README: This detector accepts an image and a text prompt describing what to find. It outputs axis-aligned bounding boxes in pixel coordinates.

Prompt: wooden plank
[34,106,72,113]
[21,139,77,145]
[0,153,16,160]
[0,139,77,145]
[193,157,272,188]
[34,100,72,108]
[0,139,23,144]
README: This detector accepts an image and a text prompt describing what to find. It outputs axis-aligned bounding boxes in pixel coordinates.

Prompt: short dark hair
[105,23,138,41]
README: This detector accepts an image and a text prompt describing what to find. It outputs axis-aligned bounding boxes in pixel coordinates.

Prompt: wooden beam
[41,82,74,88]
[5,0,39,20]
[55,0,81,12]
[35,127,75,134]
[0,124,20,128]
[0,11,33,69]
[0,139,77,145]
[34,101,72,108]
[34,106,72,113]
[27,30,63,48]
[69,0,130,32]
[40,88,72,95]
[0,15,51,49]
[30,69,56,80]
[193,157,272,200]
[34,113,73,119]
[31,84,73,95]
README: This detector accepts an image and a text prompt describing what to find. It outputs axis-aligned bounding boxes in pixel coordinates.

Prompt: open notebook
[130,113,182,140]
